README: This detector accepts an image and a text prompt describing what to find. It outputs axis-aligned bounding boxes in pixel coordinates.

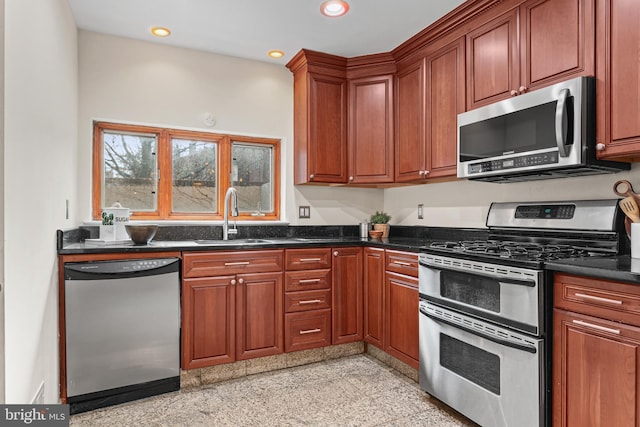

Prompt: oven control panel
[515,204,575,219]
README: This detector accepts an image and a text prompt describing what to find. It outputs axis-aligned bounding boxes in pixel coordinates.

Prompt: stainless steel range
[418,199,624,427]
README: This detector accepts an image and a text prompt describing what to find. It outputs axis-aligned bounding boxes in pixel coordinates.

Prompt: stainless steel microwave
[457,76,628,182]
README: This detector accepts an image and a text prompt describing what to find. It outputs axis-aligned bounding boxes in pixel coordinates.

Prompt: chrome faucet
[223,187,239,240]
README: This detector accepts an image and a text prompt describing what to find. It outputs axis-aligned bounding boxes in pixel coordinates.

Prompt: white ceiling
[68,0,468,64]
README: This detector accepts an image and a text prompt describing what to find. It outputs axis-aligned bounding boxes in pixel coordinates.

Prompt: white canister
[103,203,130,241]
[632,223,640,259]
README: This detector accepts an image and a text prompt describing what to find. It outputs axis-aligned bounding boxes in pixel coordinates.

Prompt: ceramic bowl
[125,224,158,244]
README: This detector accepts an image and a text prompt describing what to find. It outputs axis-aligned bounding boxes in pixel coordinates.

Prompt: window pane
[172,139,217,213]
[231,142,273,213]
[103,131,157,211]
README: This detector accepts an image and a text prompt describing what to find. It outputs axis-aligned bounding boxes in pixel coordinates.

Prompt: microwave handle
[555,88,570,157]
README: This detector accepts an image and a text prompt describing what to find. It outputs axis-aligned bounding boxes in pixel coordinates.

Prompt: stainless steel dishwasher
[64,257,180,414]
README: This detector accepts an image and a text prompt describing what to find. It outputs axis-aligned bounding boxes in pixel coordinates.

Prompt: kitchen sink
[194,238,275,245]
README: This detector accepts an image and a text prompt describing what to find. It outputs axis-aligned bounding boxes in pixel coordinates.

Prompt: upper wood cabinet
[348,74,395,183]
[595,0,640,159]
[395,36,464,182]
[287,50,348,184]
[467,0,594,109]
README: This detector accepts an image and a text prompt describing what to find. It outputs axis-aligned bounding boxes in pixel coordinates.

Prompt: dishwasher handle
[65,258,180,280]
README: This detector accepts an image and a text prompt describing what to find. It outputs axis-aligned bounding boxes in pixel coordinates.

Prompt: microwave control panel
[468,152,559,174]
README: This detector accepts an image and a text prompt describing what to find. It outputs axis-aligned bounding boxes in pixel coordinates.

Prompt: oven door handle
[419,261,536,287]
[419,307,537,354]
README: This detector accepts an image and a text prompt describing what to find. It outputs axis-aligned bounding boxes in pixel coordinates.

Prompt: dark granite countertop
[57,236,434,255]
[546,255,640,284]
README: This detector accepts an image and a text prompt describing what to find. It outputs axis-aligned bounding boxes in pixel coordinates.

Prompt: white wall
[384,166,640,228]
[77,31,382,226]
[4,0,78,403]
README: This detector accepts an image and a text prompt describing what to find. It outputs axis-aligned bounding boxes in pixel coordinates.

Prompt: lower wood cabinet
[332,247,363,345]
[553,273,640,427]
[385,271,419,369]
[364,247,385,347]
[363,248,419,368]
[181,251,284,369]
[284,248,333,352]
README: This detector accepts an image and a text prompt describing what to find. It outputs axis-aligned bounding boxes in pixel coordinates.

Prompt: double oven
[417,200,623,427]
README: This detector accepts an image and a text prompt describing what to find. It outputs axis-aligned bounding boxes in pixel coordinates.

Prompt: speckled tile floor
[70,354,475,426]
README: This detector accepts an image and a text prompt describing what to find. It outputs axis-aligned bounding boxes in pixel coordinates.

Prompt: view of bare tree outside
[232,142,273,213]
[172,139,217,212]
[103,131,157,210]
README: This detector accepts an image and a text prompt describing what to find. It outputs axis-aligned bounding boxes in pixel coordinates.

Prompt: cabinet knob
[309,174,315,180]
[230,279,237,286]
[510,89,518,96]
[333,251,339,257]
[238,278,244,284]
[419,170,425,176]
[518,86,527,94]
[423,170,430,176]
[596,143,606,151]
[349,176,354,181]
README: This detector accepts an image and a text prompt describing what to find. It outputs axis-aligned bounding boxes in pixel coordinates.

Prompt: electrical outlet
[418,204,424,219]
[32,381,44,404]
[298,206,311,219]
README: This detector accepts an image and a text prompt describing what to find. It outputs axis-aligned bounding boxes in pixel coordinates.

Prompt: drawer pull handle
[299,328,321,335]
[224,261,250,266]
[299,299,322,305]
[392,261,412,266]
[298,278,321,284]
[572,319,620,335]
[574,293,623,305]
[299,258,322,262]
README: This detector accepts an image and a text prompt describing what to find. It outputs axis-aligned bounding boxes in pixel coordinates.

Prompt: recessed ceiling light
[151,27,171,37]
[320,0,350,17]
[268,50,285,59]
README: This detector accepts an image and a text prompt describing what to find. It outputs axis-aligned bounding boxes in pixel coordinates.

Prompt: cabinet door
[521,0,594,91]
[348,75,394,183]
[236,272,283,360]
[395,59,427,182]
[596,0,640,158]
[553,309,640,427]
[332,247,363,345]
[385,272,419,369]
[466,8,520,109]
[182,276,235,369]
[307,73,348,183]
[425,37,465,179]
[363,247,385,348]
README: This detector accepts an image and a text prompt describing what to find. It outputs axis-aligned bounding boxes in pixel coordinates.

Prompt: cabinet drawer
[284,309,331,352]
[285,290,331,313]
[554,273,640,327]
[385,250,418,277]
[285,248,332,270]
[183,250,283,278]
[285,270,331,292]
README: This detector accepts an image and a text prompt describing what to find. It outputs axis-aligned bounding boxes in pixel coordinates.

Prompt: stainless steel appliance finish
[64,258,180,413]
[419,301,544,427]
[418,200,623,427]
[457,76,628,182]
[420,253,543,335]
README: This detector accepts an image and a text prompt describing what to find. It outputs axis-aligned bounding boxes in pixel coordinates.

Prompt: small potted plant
[370,211,391,238]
